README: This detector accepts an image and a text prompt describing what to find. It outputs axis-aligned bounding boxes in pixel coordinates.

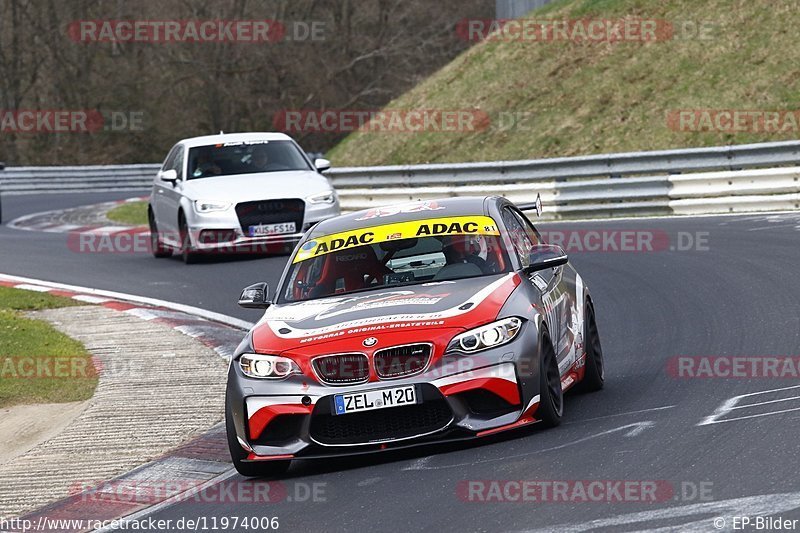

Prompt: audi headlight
[239,354,301,379]
[306,191,336,205]
[446,317,523,355]
[194,200,232,213]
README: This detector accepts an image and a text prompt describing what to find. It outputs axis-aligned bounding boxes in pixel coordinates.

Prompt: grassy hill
[328,0,800,166]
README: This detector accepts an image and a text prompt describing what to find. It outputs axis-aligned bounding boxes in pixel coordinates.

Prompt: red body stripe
[246,453,295,461]
[439,377,521,406]
[253,274,522,357]
[476,416,537,437]
[248,404,313,440]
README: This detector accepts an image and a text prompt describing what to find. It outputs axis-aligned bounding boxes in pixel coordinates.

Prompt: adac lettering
[416,221,479,236]
[315,232,375,255]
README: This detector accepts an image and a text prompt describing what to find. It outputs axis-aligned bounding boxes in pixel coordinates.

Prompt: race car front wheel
[578,301,605,392]
[225,399,291,478]
[536,331,563,427]
[178,213,199,264]
[148,209,172,258]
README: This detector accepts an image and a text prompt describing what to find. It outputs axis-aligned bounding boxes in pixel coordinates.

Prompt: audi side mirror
[314,158,331,173]
[159,169,178,183]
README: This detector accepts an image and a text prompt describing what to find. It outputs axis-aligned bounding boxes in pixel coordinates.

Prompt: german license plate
[333,385,418,415]
[248,222,296,237]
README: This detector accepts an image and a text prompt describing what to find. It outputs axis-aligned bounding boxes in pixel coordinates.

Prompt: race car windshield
[280,216,513,303]
[187,140,312,179]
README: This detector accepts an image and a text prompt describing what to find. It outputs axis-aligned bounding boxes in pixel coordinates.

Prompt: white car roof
[178,132,294,148]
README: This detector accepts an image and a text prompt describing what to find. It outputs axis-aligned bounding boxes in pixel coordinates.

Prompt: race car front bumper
[226,332,546,461]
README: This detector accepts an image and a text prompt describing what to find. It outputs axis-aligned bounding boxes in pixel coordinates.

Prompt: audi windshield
[187,140,312,179]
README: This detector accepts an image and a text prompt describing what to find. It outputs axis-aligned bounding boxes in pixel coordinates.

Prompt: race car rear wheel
[578,301,605,392]
[226,399,291,478]
[536,331,563,427]
[148,209,172,258]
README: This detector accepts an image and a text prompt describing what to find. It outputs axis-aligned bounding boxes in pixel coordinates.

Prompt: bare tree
[0,0,493,164]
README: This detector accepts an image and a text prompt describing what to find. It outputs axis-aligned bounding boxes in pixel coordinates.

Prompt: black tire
[148,209,172,258]
[225,400,291,478]
[178,214,199,264]
[578,301,605,392]
[536,331,563,428]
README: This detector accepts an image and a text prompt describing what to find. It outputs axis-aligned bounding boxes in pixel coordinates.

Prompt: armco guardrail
[1,141,800,219]
[328,141,800,218]
[328,140,800,186]
[0,164,161,195]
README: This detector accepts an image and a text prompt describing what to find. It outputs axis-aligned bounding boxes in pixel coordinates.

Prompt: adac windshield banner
[293,216,500,263]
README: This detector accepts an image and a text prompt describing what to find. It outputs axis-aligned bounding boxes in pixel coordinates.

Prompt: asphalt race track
[3,192,800,531]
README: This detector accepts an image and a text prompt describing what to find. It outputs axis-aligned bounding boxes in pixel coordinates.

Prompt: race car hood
[252,272,521,354]
[180,170,332,203]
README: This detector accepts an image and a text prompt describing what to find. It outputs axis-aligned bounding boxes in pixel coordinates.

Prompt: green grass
[328,0,800,166]
[0,286,82,311]
[0,286,97,408]
[106,201,148,226]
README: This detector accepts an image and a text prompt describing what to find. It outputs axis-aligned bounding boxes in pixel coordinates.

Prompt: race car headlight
[305,191,336,205]
[194,200,232,213]
[239,354,301,379]
[446,317,523,355]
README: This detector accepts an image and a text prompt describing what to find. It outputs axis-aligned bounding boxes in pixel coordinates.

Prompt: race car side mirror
[314,158,331,173]
[524,244,568,273]
[238,282,272,309]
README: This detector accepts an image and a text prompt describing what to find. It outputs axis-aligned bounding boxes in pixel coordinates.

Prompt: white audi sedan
[148,132,340,263]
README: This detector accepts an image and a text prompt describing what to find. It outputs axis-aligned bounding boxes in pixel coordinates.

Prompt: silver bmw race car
[225,196,605,476]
